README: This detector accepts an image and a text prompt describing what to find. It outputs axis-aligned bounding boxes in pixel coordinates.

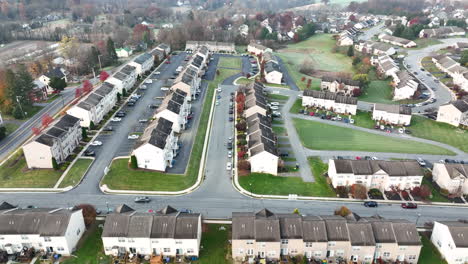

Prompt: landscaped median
[218,57,242,69]
[238,157,336,197]
[58,158,93,188]
[292,118,455,155]
[101,68,240,192]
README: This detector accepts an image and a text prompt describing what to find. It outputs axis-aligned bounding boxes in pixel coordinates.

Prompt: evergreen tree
[117,92,121,102]
[130,155,138,169]
[49,77,67,91]
[347,46,354,57]
[15,65,35,107]
[52,157,59,170]
[106,37,118,64]
[81,127,88,139]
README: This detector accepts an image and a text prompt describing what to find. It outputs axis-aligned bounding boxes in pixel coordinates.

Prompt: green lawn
[0,151,63,188]
[272,126,286,135]
[418,234,448,264]
[239,157,336,197]
[236,77,253,85]
[359,80,394,104]
[3,122,20,136]
[268,94,289,100]
[3,105,44,121]
[61,222,111,264]
[102,68,239,191]
[235,45,247,54]
[194,224,232,264]
[293,118,455,155]
[58,159,93,188]
[353,111,375,129]
[218,57,242,69]
[290,99,304,113]
[422,177,450,203]
[276,53,323,90]
[407,38,442,50]
[276,34,354,73]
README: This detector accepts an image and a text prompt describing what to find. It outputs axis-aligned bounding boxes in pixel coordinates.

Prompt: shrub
[369,188,382,197]
[351,184,367,199]
[334,206,351,217]
[76,204,97,227]
[238,160,250,170]
[440,188,449,196]
[401,190,409,199]
[52,158,59,170]
[236,122,247,131]
[81,127,88,139]
[420,185,431,199]
[336,186,349,198]
[130,155,138,169]
[411,186,421,197]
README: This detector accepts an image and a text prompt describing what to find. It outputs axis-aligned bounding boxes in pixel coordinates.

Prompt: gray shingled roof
[265,61,281,74]
[303,90,357,105]
[278,214,303,239]
[451,99,468,113]
[347,222,376,246]
[35,134,57,147]
[391,220,421,246]
[134,53,153,64]
[54,114,80,130]
[120,65,136,75]
[112,72,128,81]
[442,163,468,179]
[374,103,411,115]
[302,216,328,242]
[333,159,423,177]
[323,217,349,241]
[437,221,468,248]
[321,77,360,87]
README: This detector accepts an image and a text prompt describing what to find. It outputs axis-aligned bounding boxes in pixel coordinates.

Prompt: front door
[47,247,53,253]
[153,248,159,255]
[281,248,288,255]
[176,248,182,255]
[260,251,265,258]
[327,250,334,257]
[129,247,136,254]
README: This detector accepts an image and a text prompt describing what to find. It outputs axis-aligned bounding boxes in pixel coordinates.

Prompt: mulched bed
[385,191,401,200]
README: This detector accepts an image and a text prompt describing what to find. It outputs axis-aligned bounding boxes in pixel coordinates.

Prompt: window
[305,242,313,248]
[281,239,288,245]
[399,246,407,250]
[21,235,28,240]
[376,243,382,248]
[76,229,81,236]
[246,240,254,245]
[314,251,322,257]
[383,252,391,257]
[436,240,441,247]
[268,251,276,257]
[44,237,51,242]
[0,237,3,240]
[152,240,159,244]
[328,242,336,246]
[118,238,125,242]
[57,247,64,251]
[105,247,111,251]
[187,248,194,254]
[163,248,170,253]
[336,250,344,256]
[238,249,244,254]
[128,238,135,243]
[408,255,416,260]
[175,241,182,245]
[260,242,266,248]
[247,249,254,256]
[290,249,298,254]
[352,246,361,251]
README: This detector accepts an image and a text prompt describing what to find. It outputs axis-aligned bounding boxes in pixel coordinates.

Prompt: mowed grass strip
[418,234,448,264]
[218,57,242,69]
[58,159,93,188]
[102,69,239,191]
[0,151,63,188]
[238,157,336,197]
[293,118,455,155]
[194,224,232,264]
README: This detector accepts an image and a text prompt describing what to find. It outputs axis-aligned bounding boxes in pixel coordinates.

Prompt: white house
[185,41,235,53]
[128,53,154,76]
[355,41,396,56]
[239,24,249,37]
[0,202,85,256]
[328,159,424,191]
[431,221,468,264]
[105,70,136,95]
[338,34,354,46]
[37,67,68,95]
[419,26,465,38]
[93,82,117,115]
[247,43,272,55]
[432,55,468,91]
[372,103,412,125]
[115,47,132,58]
[154,90,190,133]
[433,163,468,195]
[119,65,137,88]
[302,90,358,115]
[264,61,283,85]
[23,114,81,169]
[436,99,468,127]
[320,77,360,96]
[133,117,178,171]
[372,55,399,77]
[102,205,202,257]
[155,43,171,55]
[378,34,416,48]
[393,70,419,100]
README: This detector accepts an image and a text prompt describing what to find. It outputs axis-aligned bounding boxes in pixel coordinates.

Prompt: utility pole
[416,213,422,227]
[16,96,26,119]
[98,54,103,71]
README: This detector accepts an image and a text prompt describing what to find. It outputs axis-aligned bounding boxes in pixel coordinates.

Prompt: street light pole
[15,96,26,119]
[106,202,109,214]
[416,213,422,227]
[98,54,103,71]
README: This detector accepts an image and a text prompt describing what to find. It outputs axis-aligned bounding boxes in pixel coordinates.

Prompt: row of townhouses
[328,159,424,191]
[320,77,360,96]
[232,209,422,264]
[431,220,468,264]
[102,205,201,257]
[0,202,85,256]
[371,54,419,100]
[247,43,273,55]
[150,43,171,62]
[23,114,81,169]
[372,103,412,126]
[185,41,235,53]
[433,163,468,195]
[419,26,465,38]
[355,40,396,56]
[243,82,279,175]
[378,34,417,48]
[337,27,360,46]
[432,55,468,91]
[437,98,468,127]
[262,51,283,85]
[302,90,358,115]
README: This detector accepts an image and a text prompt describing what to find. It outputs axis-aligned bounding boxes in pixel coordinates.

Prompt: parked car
[84,150,95,157]
[229,116,234,122]
[279,152,289,157]
[227,142,233,150]
[180,208,193,214]
[116,111,126,117]
[149,104,159,109]
[145,79,153,84]
[371,157,379,160]
[228,151,232,158]
[161,87,170,91]
[364,201,378,207]
[110,117,122,122]
[349,119,355,124]
[127,101,135,106]
[270,106,279,110]
[417,158,426,167]
[90,141,103,146]
[128,134,140,140]
[270,102,280,106]
[103,126,113,132]
[226,162,232,170]
[134,196,151,203]
[138,119,148,123]
[401,202,418,209]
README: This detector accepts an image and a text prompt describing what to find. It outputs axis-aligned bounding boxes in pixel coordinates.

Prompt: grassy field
[268,94,289,100]
[0,151,63,188]
[290,99,304,113]
[359,80,395,104]
[239,157,336,197]
[408,38,442,50]
[3,105,43,121]
[422,177,450,203]
[293,118,454,155]
[418,234,448,264]
[272,126,286,135]
[277,34,353,73]
[3,122,20,136]
[61,222,111,264]
[102,68,239,191]
[353,111,375,129]
[235,45,247,54]
[218,57,242,69]
[236,77,253,85]
[275,57,321,90]
[194,224,232,264]
[58,159,93,188]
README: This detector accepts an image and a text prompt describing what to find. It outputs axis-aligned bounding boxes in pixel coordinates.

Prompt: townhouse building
[93,82,117,115]
[393,70,419,100]
[328,159,424,191]
[302,90,358,115]
[232,209,421,264]
[106,71,136,95]
[419,26,465,38]
[433,163,468,195]
[432,55,468,91]
[431,221,468,264]
[133,117,178,171]
[171,64,201,101]
[244,82,268,119]
[437,99,468,127]
[378,34,417,48]
[338,33,354,46]
[0,203,85,256]
[455,42,468,50]
[23,114,81,169]
[154,89,190,133]
[115,47,132,58]
[371,55,399,77]
[155,43,171,55]
[355,41,396,56]
[247,43,272,55]
[185,41,235,53]
[246,112,278,176]
[321,77,360,96]
[120,65,138,88]
[262,51,277,64]
[129,53,154,77]
[372,103,412,125]
[102,205,202,257]
[264,61,283,85]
